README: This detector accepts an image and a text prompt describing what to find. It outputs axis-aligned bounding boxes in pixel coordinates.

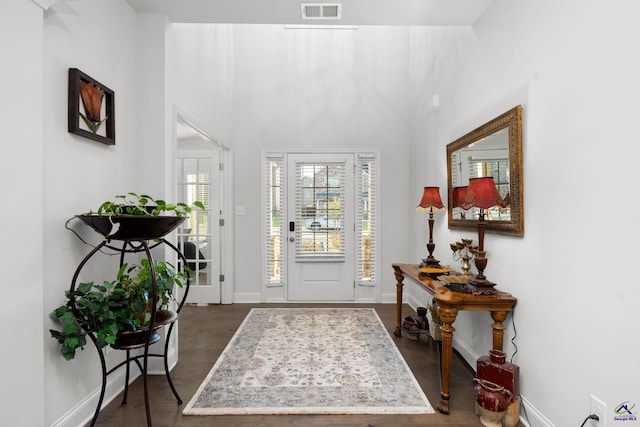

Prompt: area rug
[183,307,434,415]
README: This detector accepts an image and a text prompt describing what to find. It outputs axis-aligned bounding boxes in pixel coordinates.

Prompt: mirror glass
[446,105,523,236]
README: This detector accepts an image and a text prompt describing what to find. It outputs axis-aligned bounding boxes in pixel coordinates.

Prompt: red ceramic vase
[477,349,520,399]
[474,378,512,412]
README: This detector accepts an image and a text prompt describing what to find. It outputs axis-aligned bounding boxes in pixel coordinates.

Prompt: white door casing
[177,148,221,304]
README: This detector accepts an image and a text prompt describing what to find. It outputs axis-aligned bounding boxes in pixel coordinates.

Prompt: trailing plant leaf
[65,192,205,245]
[90,192,202,218]
[50,260,187,360]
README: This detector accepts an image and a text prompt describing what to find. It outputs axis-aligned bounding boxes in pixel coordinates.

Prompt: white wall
[167,24,235,146]
[0,1,45,425]
[37,4,234,425]
[9,0,639,425]
[166,23,237,303]
[226,25,413,302]
[41,1,177,425]
[409,1,640,426]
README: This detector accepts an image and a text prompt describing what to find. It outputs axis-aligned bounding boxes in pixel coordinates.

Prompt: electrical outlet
[590,394,607,427]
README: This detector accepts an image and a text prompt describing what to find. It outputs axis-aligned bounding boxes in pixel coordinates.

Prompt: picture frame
[68,68,115,145]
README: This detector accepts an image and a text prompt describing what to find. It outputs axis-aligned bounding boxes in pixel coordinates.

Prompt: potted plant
[427,299,443,341]
[50,259,187,360]
[92,192,201,217]
[66,192,205,240]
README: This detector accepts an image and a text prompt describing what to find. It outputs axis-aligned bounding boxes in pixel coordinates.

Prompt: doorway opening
[176,113,232,304]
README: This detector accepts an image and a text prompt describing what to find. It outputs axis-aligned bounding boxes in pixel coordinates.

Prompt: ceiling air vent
[301,3,342,20]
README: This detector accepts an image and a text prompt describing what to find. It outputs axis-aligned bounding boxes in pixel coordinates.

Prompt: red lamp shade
[416,186,444,211]
[452,186,468,208]
[462,177,507,210]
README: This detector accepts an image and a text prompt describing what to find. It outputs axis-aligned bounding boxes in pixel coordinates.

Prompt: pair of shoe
[414,307,429,330]
[403,316,421,332]
[402,307,429,332]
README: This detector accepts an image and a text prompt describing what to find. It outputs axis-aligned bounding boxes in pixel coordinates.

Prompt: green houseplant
[427,299,443,341]
[92,192,203,217]
[52,192,203,360]
[50,259,187,360]
[66,192,205,240]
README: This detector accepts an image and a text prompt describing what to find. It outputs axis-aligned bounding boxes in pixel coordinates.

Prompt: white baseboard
[233,291,263,303]
[51,366,136,427]
[51,353,178,427]
[403,294,553,427]
[518,396,556,427]
[147,345,178,375]
[241,292,396,304]
[355,297,378,303]
[379,292,396,303]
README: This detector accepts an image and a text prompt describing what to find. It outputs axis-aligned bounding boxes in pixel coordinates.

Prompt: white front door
[177,149,221,304]
[286,153,355,301]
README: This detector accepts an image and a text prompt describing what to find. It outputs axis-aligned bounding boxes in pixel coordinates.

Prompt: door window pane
[295,162,345,258]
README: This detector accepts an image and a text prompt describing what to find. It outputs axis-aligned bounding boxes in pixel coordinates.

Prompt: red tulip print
[79,80,107,133]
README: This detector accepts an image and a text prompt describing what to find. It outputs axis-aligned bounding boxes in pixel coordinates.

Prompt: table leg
[393,265,405,337]
[436,305,458,414]
[490,310,508,351]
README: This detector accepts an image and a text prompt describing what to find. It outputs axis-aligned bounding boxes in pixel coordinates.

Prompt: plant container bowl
[111,310,178,349]
[79,215,186,240]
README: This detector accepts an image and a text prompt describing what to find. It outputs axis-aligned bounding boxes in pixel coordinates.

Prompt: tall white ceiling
[126,0,493,26]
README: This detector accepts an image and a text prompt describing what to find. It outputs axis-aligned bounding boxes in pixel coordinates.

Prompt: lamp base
[420,257,442,268]
[468,277,498,295]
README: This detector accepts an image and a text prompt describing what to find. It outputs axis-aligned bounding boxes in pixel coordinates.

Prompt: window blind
[265,154,284,286]
[294,160,346,260]
[357,154,376,285]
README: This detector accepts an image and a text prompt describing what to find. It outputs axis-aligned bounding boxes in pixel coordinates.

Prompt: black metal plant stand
[68,231,190,427]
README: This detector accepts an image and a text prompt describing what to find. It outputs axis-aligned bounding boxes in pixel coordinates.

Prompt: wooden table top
[393,263,517,311]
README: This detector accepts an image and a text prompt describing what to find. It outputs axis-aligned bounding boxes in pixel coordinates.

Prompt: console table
[392,263,517,414]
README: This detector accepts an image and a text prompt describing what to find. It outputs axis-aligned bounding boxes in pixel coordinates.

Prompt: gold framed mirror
[446,105,523,236]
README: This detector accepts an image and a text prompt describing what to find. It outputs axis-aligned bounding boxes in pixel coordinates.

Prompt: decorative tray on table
[437,274,469,284]
[418,265,451,277]
[437,273,474,294]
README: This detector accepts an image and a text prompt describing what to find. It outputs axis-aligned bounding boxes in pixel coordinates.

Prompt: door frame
[173,108,234,305]
[262,149,380,303]
[177,148,221,304]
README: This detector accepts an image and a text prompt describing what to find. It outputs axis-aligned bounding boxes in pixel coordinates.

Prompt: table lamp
[452,186,468,219]
[416,186,445,268]
[461,177,506,291]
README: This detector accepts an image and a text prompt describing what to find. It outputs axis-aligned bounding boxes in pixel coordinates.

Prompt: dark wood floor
[92,303,490,427]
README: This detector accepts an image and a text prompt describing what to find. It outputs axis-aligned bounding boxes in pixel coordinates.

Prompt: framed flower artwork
[68,68,115,145]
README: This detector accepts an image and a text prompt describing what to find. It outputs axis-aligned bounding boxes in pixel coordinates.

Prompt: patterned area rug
[183,307,434,415]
